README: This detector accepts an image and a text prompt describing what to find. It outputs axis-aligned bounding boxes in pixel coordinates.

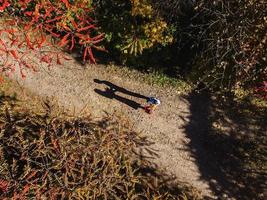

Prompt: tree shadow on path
[182,89,267,199]
[94,79,149,110]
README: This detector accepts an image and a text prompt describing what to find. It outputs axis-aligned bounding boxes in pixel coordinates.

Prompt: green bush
[93,0,175,60]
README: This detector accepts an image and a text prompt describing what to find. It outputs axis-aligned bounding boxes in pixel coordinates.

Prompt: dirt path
[9,59,215,198]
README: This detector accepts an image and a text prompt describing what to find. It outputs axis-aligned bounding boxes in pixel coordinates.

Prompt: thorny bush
[0,93,200,199]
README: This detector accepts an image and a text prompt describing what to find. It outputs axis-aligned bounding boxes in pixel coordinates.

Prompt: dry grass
[104,64,192,93]
[0,82,200,200]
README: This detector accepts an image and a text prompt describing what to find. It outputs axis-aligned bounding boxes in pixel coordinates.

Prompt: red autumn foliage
[0,0,10,12]
[0,0,104,79]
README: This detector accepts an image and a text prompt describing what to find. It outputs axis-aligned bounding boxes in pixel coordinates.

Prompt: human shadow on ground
[182,89,267,200]
[94,79,149,110]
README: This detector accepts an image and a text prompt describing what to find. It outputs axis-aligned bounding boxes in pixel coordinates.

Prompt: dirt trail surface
[9,60,215,198]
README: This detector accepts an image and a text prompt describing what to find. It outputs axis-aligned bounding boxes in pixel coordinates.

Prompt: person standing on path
[145,97,161,114]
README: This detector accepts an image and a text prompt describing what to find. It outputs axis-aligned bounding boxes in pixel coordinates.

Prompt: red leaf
[44,7,53,18]
[61,0,70,8]
[41,55,52,64]
[38,35,46,48]
[52,138,61,153]
[0,38,7,48]
[22,61,32,69]
[92,33,105,41]
[92,45,107,52]
[3,29,16,33]
[62,24,72,32]
[20,184,30,197]
[23,21,34,31]
[19,0,32,10]
[25,34,34,49]
[44,28,60,38]
[62,54,72,60]
[83,47,88,62]
[88,47,96,64]
[26,171,38,180]
[20,69,26,79]
[13,191,18,200]
[10,37,19,46]
[56,54,62,65]
[0,47,6,52]
[46,16,63,23]
[10,50,19,59]
[92,38,104,44]
[70,35,75,50]
[18,41,25,48]
[34,4,40,21]
[0,0,10,12]
[76,33,85,40]
[77,25,95,32]
[70,19,78,29]
[59,33,70,47]
[24,11,33,16]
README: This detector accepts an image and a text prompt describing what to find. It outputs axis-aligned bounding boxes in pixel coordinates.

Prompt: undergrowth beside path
[0,81,200,199]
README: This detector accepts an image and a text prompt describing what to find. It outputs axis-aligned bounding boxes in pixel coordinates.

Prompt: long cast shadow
[94,79,149,100]
[94,79,149,110]
[183,89,267,200]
